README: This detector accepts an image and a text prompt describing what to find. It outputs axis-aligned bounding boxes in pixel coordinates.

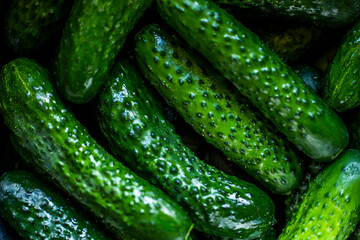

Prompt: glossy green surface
[323,20,360,112]
[54,0,153,103]
[134,24,302,194]
[157,0,348,161]
[4,0,72,54]
[97,59,275,239]
[278,149,360,239]
[0,170,111,240]
[214,0,360,27]
[0,58,194,240]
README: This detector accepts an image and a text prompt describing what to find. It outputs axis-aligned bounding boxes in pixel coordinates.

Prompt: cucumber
[54,0,153,104]
[156,0,348,161]
[97,59,275,239]
[293,65,322,95]
[323,20,360,112]
[213,0,360,28]
[134,23,302,194]
[4,0,73,54]
[278,149,360,240]
[0,58,194,240]
[0,170,111,240]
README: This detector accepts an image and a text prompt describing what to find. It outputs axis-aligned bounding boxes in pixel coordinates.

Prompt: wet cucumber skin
[54,0,153,104]
[213,0,360,28]
[0,170,111,240]
[4,0,73,54]
[97,59,275,239]
[323,20,360,112]
[157,0,348,161]
[134,24,302,194]
[278,149,360,240]
[0,58,193,240]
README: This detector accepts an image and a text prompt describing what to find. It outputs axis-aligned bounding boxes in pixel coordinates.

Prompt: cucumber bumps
[54,0,153,103]
[157,0,348,161]
[134,24,302,194]
[0,170,111,240]
[0,58,193,240]
[278,149,360,239]
[97,59,275,239]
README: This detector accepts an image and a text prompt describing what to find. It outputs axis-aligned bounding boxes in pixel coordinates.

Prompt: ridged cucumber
[97,59,275,239]
[4,0,73,54]
[323,19,360,112]
[0,170,111,240]
[134,23,302,194]
[54,0,153,103]
[156,0,348,161]
[0,58,194,240]
[278,149,360,239]
[213,0,360,28]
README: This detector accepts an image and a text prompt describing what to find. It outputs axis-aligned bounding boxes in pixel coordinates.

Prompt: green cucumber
[323,20,360,112]
[0,58,194,240]
[157,0,348,161]
[134,23,302,194]
[97,59,275,239]
[54,0,153,103]
[278,149,360,240]
[4,0,73,54]
[0,170,111,240]
[213,0,360,28]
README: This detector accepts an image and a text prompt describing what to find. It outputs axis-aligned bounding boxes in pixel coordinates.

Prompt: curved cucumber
[213,0,360,28]
[97,59,275,239]
[54,0,153,103]
[4,0,73,54]
[156,0,348,161]
[278,149,360,239]
[0,58,193,240]
[0,170,111,240]
[134,23,302,194]
[323,20,360,112]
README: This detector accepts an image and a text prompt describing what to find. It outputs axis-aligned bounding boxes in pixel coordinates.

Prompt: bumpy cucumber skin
[0,170,111,240]
[134,24,302,194]
[278,149,360,240]
[4,0,73,54]
[323,20,360,112]
[54,0,153,104]
[0,58,193,240]
[97,59,275,239]
[157,0,348,161]
[213,0,360,28]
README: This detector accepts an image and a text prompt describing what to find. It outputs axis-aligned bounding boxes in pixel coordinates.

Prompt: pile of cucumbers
[0,0,360,239]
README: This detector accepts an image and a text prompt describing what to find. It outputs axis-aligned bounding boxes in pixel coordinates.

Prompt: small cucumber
[0,170,111,240]
[323,20,360,112]
[0,58,194,240]
[134,23,302,194]
[4,0,73,54]
[213,0,360,28]
[157,0,349,161]
[278,149,360,240]
[97,59,275,239]
[54,0,153,103]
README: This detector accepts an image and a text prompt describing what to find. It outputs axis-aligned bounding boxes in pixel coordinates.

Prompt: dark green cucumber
[0,170,111,240]
[97,59,275,239]
[134,24,302,194]
[323,20,360,112]
[54,0,153,104]
[191,228,276,240]
[294,65,322,94]
[4,0,73,54]
[157,0,348,161]
[213,0,360,28]
[0,58,194,240]
[278,149,360,240]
